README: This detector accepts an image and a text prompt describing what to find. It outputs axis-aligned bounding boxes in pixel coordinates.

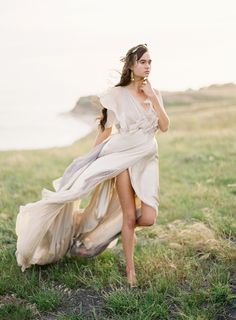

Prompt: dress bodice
[99,86,159,135]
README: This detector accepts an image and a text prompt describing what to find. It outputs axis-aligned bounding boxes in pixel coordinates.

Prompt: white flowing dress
[15,85,161,272]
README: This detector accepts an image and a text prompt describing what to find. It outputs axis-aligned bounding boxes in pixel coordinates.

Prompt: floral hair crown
[120,43,148,63]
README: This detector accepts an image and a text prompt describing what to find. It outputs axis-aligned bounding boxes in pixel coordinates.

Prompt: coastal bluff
[68,82,236,126]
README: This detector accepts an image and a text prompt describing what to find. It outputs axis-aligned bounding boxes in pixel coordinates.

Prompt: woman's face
[132,51,152,79]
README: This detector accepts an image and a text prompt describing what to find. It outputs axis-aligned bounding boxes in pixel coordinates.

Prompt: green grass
[0,86,236,319]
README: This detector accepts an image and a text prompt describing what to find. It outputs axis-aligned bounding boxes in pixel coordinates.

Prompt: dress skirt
[15,85,161,272]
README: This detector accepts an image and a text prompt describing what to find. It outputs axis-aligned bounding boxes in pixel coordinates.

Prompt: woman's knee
[138,205,158,226]
[144,215,156,226]
[139,215,156,226]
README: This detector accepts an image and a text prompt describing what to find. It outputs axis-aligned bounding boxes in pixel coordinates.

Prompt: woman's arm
[93,127,112,147]
[140,78,170,132]
[149,89,170,132]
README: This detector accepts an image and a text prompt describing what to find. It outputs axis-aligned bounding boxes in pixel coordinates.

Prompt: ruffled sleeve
[98,87,117,113]
[98,87,118,128]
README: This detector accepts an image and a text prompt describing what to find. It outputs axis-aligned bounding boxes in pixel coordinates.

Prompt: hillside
[68,82,236,126]
[0,82,235,319]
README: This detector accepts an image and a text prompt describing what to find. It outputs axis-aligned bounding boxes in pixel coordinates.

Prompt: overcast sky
[0,0,235,112]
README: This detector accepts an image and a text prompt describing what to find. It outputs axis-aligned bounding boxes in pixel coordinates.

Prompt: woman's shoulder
[98,85,123,100]
[153,88,163,97]
[98,86,123,111]
[103,85,122,93]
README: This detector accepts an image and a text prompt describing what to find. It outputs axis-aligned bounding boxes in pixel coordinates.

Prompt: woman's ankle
[126,266,135,273]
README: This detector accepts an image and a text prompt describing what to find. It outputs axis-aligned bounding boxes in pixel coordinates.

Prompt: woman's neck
[128,78,145,93]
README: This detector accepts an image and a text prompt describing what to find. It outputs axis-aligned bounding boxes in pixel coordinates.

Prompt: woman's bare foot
[126,268,138,288]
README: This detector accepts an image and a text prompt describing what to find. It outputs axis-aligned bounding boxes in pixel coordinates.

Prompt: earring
[130,70,134,81]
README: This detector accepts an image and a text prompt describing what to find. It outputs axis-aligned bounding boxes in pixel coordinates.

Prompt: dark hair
[97,43,148,131]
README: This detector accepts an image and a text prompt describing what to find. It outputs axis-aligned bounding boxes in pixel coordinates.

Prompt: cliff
[67,82,236,124]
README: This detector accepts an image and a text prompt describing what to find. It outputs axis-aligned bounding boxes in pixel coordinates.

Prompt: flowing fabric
[15,85,161,272]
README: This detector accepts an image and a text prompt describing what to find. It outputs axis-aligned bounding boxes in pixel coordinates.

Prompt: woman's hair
[97,43,148,131]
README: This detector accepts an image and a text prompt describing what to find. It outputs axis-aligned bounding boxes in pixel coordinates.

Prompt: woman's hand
[139,78,156,98]
[140,79,170,132]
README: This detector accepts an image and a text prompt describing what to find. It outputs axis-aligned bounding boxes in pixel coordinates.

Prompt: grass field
[0,85,236,319]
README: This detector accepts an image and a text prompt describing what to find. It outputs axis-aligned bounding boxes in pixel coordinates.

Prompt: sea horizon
[0,105,94,152]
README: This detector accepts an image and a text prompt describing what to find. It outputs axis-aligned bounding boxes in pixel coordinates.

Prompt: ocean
[0,105,93,151]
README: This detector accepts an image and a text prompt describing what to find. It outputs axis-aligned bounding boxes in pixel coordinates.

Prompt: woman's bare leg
[136,202,158,227]
[116,169,137,286]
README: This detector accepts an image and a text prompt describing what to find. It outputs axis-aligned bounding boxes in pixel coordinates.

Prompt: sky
[0,0,235,112]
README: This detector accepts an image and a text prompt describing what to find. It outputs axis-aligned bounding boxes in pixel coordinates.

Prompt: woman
[15,43,170,288]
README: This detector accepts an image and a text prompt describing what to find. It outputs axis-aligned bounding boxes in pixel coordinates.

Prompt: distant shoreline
[0,113,96,152]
